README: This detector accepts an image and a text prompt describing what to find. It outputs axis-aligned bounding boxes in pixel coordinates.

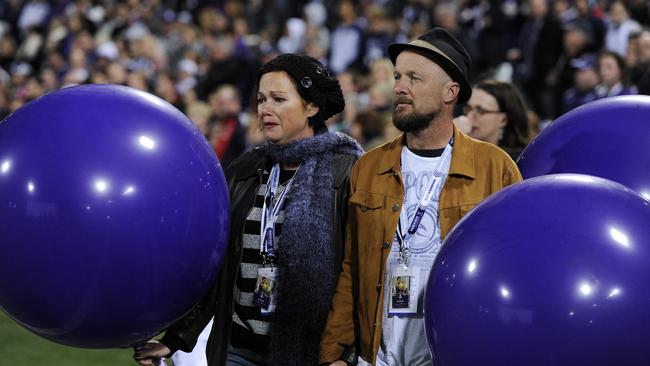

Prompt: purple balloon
[0,85,229,348]
[425,174,650,365]
[518,96,650,198]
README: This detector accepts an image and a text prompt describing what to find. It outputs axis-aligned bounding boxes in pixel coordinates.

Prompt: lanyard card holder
[253,266,279,315]
[388,265,419,316]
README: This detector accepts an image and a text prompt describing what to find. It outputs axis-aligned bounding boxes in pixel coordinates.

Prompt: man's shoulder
[466,135,504,153]
[356,138,399,165]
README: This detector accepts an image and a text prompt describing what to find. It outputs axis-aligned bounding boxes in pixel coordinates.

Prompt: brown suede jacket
[319,127,522,364]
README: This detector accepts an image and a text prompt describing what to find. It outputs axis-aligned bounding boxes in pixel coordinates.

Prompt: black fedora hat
[388,27,472,103]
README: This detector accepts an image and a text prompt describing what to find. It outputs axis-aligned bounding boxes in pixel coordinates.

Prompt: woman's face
[599,54,621,87]
[257,71,318,145]
[465,88,506,145]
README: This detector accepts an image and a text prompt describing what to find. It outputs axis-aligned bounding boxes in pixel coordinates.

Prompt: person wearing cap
[319,28,521,366]
[561,53,600,114]
[133,54,363,366]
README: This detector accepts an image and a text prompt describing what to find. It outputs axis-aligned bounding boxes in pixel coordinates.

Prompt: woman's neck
[282,163,300,170]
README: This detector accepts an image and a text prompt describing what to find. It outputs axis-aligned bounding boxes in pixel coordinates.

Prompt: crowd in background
[2,0,650,166]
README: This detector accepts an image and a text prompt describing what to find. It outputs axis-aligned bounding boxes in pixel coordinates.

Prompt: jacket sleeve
[503,156,523,187]
[160,271,219,354]
[320,161,360,364]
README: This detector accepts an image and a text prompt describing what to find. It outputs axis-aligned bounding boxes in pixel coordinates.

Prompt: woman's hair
[597,49,631,86]
[475,79,531,149]
[255,54,345,133]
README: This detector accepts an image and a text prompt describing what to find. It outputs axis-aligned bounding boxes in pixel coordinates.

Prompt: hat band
[409,39,459,70]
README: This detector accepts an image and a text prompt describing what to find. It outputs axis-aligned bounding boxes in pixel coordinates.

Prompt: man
[208,84,247,170]
[319,28,522,366]
[561,54,600,114]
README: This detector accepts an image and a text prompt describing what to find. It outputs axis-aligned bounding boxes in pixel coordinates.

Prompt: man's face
[392,50,452,133]
[575,68,599,91]
[638,32,650,63]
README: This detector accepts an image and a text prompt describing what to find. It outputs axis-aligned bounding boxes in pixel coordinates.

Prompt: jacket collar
[377,125,476,179]
[231,147,269,181]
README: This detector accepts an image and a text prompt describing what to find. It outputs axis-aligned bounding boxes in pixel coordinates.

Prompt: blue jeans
[225,350,259,366]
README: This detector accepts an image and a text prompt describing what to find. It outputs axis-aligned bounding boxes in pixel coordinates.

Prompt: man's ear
[444,82,461,103]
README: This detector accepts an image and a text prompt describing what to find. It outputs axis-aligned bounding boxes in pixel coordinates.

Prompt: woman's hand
[133,340,171,366]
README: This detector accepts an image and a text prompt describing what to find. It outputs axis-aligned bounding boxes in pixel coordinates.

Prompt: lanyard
[396,137,454,267]
[260,163,295,265]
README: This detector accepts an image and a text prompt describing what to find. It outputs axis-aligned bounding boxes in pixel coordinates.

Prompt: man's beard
[393,107,437,133]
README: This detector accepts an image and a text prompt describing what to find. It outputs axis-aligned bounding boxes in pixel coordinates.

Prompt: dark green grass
[0,310,140,365]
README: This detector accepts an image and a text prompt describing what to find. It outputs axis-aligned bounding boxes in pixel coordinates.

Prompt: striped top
[230,168,295,356]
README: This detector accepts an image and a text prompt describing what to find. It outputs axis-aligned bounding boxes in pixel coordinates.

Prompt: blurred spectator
[435,2,478,79]
[1,0,650,165]
[17,0,50,32]
[362,5,397,68]
[336,70,360,132]
[562,54,600,114]
[106,62,127,85]
[16,27,44,64]
[278,17,306,54]
[62,47,89,86]
[551,20,596,117]
[39,67,58,91]
[367,82,392,114]
[626,0,650,26]
[303,2,330,64]
[0,35,16,70]
[605,1,641,56]
[463,79,532,160]
[96,41,119,64]
[154,72,183,111]
[462,0,509,77]
[350,110,388,150]
[553,0,578,24]
[197,35,247,101]
[511,0,563,121]
[0,88,9,120]
[596,50,637,97]
[626,30,641,69]
[175,58,198,96]
[127,71,148,91]
[329,0,364,74]
[185,100,212,136]
[630,29,650,94]
[574,0,606,51]
[208,84,247,170]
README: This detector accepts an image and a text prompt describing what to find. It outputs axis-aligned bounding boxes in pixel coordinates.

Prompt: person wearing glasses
[462,79,532,160]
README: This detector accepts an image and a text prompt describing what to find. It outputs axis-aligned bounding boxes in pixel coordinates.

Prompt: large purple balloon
[425,174,650,365]
[518,96,650,198]
[0,85,229,348]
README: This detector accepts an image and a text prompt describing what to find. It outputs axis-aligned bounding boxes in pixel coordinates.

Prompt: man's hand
[133,340,171,366]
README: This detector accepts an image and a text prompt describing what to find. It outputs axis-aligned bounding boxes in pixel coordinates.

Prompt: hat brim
[387,43,471,103]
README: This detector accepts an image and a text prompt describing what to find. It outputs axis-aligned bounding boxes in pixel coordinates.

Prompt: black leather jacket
[162,147,358,365]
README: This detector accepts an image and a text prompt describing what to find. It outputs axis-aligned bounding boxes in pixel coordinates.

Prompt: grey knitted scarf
[263,132,362,365]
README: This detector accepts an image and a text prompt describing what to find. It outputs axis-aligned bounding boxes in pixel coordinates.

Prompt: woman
[463,80,531,160]
[133,54,363,366]
[596,50,637,98]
